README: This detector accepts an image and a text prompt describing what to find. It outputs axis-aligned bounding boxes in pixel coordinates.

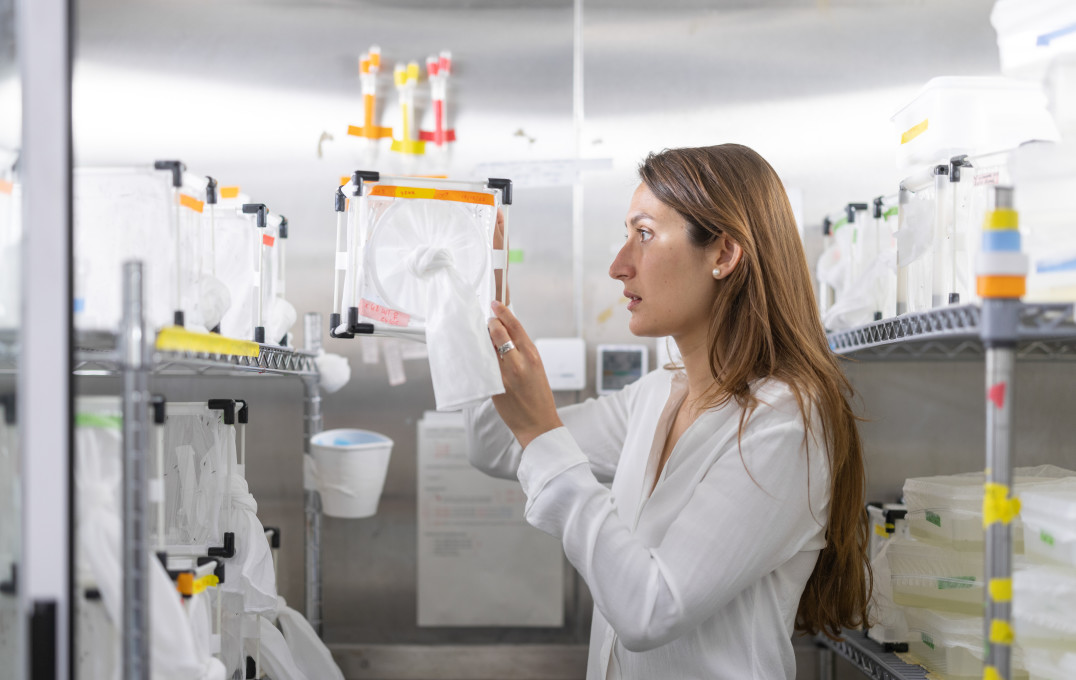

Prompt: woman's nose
[609,243,633,280]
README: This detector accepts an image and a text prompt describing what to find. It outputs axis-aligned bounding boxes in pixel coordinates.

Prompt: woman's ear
[710,233,743,279]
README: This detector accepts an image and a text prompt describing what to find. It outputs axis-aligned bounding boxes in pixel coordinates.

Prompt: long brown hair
[639,144,870,639]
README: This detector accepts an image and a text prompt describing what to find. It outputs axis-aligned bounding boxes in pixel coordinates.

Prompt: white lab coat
[465,368,831,679]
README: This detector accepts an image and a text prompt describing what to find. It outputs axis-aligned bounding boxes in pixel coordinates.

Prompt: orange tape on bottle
[977,276,1026,299]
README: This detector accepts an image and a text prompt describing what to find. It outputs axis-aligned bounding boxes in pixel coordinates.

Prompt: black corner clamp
[352,170,380,196]
[949,154,972,183]
[0,393,15,425]
[242,203,268,229]
[152,395,166,425]
[487,177,513,206]
[206,176,218,205]
[154,160,186,188]
[174,310,185,328]
[278,216,288,240]
[207,399,237,425]
[207,531,236,559]
[845,202,869,225]
[329,306,375,339]
[335,187,346,213]
[264,527,281,549]
[872,196,885,220]
[822,217,832,237]
[246,656,257,679]
[236,399,249,425]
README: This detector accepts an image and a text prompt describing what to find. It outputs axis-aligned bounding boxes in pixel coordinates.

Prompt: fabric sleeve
[464,376,645,484]
[516,409,830,652]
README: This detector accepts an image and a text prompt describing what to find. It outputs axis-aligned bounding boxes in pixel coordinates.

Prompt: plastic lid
[311,428,392,449]
[1020,477,1076,520]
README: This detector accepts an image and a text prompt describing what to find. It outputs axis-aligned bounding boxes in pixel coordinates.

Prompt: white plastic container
[1021,477,1076,568]
[886,538,983,615]
[1025,648,1076,680]
[891,76,1059,176]
[1010,141,1076,303]
[1013,563,1076,651]
[904,607,987,680]
[902,465,1075,552]
[992,0,1076,81]
[310,429,394,518]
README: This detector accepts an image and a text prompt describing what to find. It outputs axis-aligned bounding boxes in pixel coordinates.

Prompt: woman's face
[609,183,719,344]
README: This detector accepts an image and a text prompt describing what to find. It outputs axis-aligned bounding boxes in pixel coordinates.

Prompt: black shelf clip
[329,312,354,339]
[264,527,281,549]
[207,531,236,559]
[872,196,885,220]
[154,160,186,188]
[207,399,237,425]
[151,395,166,425]
[487,177,513,205]
[845,202,869,225]
[278,215,288,240]
[206,176,218,205]
[242,203,268,229]
[351,170,380,196]
[335,187,346,213]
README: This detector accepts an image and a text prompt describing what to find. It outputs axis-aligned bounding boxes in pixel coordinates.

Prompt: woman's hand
[487,300,563,449]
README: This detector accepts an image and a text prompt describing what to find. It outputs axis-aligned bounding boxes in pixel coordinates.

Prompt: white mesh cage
[213,197,260,341]
[336,176,508,337]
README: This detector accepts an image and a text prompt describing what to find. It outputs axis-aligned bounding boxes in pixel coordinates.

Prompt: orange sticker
[220,186,240,199]
[179,193,204,213]
[369,184,494,206]
[0,180,13,195]
[340,176,351,187]
[262,234,275,247]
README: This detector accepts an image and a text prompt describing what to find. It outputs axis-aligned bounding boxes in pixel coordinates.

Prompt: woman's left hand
[487,301,563,449]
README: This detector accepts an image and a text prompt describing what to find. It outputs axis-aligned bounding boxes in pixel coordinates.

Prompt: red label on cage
[361,298,411,327]
[262,234,275,247]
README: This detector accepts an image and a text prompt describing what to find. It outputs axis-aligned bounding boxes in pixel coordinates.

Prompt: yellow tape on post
[983,667,1003,680]
[983,482,1021,528]
[989,619,1014,645]
[156,327,261,357]
[989,578,1013,602]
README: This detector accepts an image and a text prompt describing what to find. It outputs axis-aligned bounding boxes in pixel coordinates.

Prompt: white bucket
[310,429,393,518]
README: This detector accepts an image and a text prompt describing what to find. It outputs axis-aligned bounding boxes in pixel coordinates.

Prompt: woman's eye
[637,229,652,243]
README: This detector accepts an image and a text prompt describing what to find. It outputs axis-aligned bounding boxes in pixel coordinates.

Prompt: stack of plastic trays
[1013,478,1076,680]
[903,607,1028,680]
[903,466,1073,554]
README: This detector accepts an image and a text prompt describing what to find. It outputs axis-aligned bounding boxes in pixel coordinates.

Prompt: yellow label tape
[989,578,1013,603]
[989,619,1014,645]
[983,667,1003,680]
[156,327,261,358]
[220,186,240,199]
[901,118,929,145]
[191,574,219,595]
[985,209,1018,231]
[875,524,889,538]
[179,193,204,213]
[369,184,495,206]
[983,482,1021,528]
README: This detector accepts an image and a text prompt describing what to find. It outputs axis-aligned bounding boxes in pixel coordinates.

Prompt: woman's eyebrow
[625,212,654,228]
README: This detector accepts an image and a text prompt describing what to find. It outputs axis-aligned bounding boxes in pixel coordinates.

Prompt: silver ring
[497,340,516,356]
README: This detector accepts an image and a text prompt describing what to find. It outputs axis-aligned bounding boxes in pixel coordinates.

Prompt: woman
[467,144,870,679]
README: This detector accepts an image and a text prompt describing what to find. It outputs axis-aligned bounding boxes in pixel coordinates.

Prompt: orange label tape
[220,186,240,199]
[180,193,204,213]
[262,234,275,247]
[369,184,495,206]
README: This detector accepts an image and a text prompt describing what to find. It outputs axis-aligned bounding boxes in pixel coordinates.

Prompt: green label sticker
[922,633,935,650]
[938,576,976,590]
[508,249,524,264]
[1040,530,1055,547]
[926,511,942,527]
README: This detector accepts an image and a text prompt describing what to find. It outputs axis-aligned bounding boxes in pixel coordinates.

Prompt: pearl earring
[712,267,721,279]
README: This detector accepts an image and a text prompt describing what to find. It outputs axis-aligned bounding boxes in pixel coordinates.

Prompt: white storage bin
[904,607,1011,680]
[903,465,1074,552]
[891,77,1058,176]
[886,538,983,615]
[210,194,260,341]
[1013,563,1076,651]
[1021,478,1076,568]
[1010,141,1076,303]
[992,0,1076,81]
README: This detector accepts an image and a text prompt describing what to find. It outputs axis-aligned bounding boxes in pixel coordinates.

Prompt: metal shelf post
[120,262,150,680]
[302,312,324,634]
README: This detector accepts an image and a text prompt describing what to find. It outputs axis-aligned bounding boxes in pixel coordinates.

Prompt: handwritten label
[361,298,411,327]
